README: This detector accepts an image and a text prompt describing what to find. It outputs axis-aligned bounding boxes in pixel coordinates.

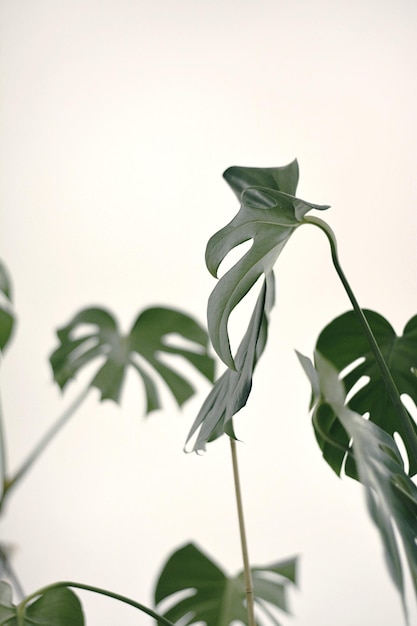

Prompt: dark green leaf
[0,261,15,353]
[24,587,84,626]
[186,273,274,452]
[315,310,417,477]
[50,306,215,413]
[299,351,417,621]
[206,160,329,369]
[154,542,297,626]
[0,583,84,626]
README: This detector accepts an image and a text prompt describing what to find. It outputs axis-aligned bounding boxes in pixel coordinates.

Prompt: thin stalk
[0,543,25,601]
[302,215,417,463]
[18,581,176,626]
[230,436,257,626]
[1,385,91,509]
[0,389,8,494]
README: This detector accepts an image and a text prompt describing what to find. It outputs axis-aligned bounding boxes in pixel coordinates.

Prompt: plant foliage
[187,161,329,450]
[206,160,329,369]
[186,272,274,452]
[0,581,84,626]
[50,306,215,412]
[314,309,417,477]
[0,261,15,353]
[154,542,297,626]
[2,160,415,626]
[298,351,417,622]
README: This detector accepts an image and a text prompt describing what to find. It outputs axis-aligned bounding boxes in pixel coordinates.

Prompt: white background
[1,1,417,625]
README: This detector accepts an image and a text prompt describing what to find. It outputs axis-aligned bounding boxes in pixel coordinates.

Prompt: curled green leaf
[190,162,328,450]
[206,160,329,369]
[186,273,274,452]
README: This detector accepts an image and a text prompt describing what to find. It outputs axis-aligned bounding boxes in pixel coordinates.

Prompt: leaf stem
[302,215,417,464]
[18,581,176,626]
[0,389,8,498]
[230,436,257,626]
[0,543,25,601]
[0,385,91,511]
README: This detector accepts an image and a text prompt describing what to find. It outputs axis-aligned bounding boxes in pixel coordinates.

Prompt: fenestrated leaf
[154,542,297,626]
[206,160,329,369]
[185,273,274,452]
[0,261,15,353]
[0,583,84,626]
[299,351,417,623]
[315,310,417,477]
[50,306,215,413]
[250,557,298,625]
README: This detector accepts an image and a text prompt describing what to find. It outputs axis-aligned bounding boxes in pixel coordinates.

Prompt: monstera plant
[184,160,417,626]
[0,296,215,513]
[1,160,416,626]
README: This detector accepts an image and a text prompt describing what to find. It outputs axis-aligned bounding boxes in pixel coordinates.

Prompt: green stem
[0,390,8,497]
[302,215,417,464]
[18,581,176,625]
[230,436,257,626]
[0,543,25,601]
[1,386,91,510]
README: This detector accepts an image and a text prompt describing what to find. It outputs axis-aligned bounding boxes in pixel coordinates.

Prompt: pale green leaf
[191,162,328,449]
[50,306,214,413]
[186,273,274,452]
[0,581,15,625]
[206,160,329,369]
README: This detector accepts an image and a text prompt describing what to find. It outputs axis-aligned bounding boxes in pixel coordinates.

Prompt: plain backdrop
[1,1,417,625]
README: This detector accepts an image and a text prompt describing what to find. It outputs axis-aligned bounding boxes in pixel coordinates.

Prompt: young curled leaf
[190,162,328,450]
[207,160,329,369]
[50,306,215,414]
[186,273,274,452]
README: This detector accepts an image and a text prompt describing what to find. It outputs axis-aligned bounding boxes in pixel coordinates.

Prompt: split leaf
[186,273,274,452]
[154,542,297,626]
[315,309,417,477]
[299,351,417,622]
[50,306,215,413]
